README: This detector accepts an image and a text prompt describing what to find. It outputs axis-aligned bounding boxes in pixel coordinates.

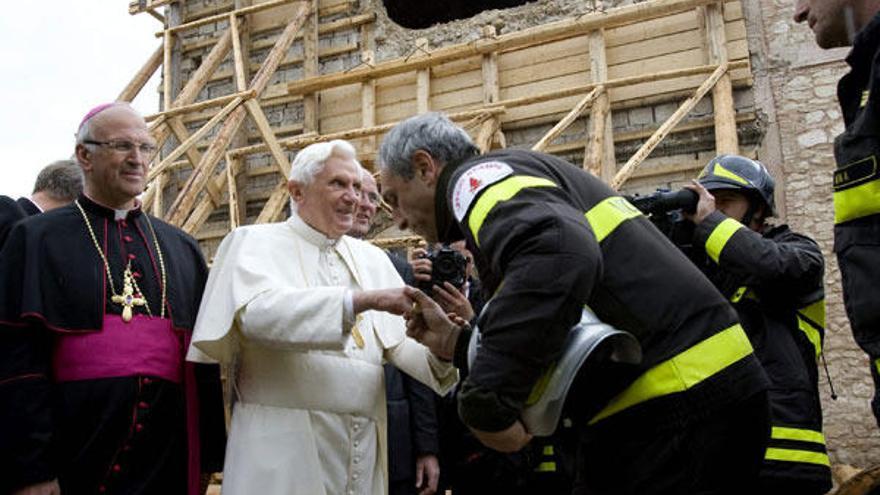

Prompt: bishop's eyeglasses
[84,139,158,158]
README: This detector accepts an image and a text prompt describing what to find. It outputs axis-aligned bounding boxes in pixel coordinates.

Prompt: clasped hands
[352,286,465,361]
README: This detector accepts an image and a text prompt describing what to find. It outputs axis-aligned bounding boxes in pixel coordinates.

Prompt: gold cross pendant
[111,269,146,323]
[351,314,366,349]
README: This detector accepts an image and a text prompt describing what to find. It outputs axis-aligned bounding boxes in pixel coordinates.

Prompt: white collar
[287,211,341,249]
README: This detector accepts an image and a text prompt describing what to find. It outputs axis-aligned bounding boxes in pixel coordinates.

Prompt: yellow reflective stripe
[535,461,557,472]
[765,448,830,467]
[705,218,744,263]
[730,286,748,303]
[526,364,556,406]
[713,163,750,185]
[543,445,554,456]
[834,177,880,224]
[771,427,826,445]
[797,315,823,359]
[799,299,826,329]
[589,324,753,424]
[467,176,557,246]
[584,197,642,243]
[874,358,880,375]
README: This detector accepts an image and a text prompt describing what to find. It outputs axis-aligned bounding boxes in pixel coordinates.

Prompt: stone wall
[744,0,880,467]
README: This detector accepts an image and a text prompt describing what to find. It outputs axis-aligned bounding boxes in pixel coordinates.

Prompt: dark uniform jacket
[833,11,880,425]
[0,196,226,494]
[694,211,832,492]
[436,149,768,437]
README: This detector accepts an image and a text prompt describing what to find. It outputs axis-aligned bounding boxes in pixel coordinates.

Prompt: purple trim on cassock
[52,315,182,384]
[52,314,201,495]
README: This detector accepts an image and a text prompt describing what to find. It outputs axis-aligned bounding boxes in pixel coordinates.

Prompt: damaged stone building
[127,0,878,471]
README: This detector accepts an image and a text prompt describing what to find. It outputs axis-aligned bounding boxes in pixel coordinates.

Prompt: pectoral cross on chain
[111,269,146,323]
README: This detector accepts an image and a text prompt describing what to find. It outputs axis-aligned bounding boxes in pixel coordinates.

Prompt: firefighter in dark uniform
[684,155,832,495]
[377,113,771,495]
[795,0,880,426]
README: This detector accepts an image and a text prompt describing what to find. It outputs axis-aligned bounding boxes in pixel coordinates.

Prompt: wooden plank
[119,43,163,102]
[586,28,616,179]
[147,90,256,121]
[129,0,175,15]
[481,26,500,106]
[150,96,246,181]
[532,86,603,152]
[416,38,431,114]
[704,2,738,154]
[163,30,173,110]
[476,118,500,153]
[497,34,591,72]
[361,50,377,155]
[167,2,311,228]
[152,26,235,147]
[230,13,248,91]
[157,0,296,36]
[286,0,738,96]
[151,172,166,218]
[612,63,728,189]
[303,0,319,133]
[245,99,293,177]
[500,53,591,89]
[254,182,290,224]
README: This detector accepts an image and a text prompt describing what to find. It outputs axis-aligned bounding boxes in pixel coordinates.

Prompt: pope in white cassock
[186,139,458,495]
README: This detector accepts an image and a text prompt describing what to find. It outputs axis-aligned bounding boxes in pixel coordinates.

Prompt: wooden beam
[254,182,289,225]
[416,45,431,113]
[150,96,246,181]
[244,99,292,177]
[151,172,166,217]
[481,26,500,105]
[703,2,738,154]
[232,0,253,228]
[151,26,235,148]
[532,86,603,152]
[156,0,297,37]
[228,106,507,157]
[361,50,377,157]
[129,0,175,15]
[230,13,248,92]
[146,90,256,122]
[226,154,241,229]
[612,63,728,189]
[287,0,735,96]
[303,0,319,133]
[118,43,163,102]
[146,8,166,24]
[163,29,174,111]
[167,2,311,228]
[585,28,616,180]
[476,118,500,153]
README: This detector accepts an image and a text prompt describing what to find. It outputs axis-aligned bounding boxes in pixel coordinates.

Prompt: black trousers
[573,391,770,495]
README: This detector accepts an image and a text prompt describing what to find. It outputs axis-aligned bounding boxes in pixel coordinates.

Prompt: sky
[0,2,161,199]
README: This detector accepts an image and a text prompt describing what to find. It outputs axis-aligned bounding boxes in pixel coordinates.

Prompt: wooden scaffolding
[124,0,752,256]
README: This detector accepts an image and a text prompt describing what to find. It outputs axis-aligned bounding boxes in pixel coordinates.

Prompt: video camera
[625,188,700,259]
[417,244,468,296]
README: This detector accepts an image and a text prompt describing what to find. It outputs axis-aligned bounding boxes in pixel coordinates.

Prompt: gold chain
[74,200,167,319]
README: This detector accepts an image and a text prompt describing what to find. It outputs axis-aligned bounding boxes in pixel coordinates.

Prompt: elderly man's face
[380,163,438,243]
[794,0,853,48]
[349,173,380,238]
[76,106,154,209]
[290,155,362,239]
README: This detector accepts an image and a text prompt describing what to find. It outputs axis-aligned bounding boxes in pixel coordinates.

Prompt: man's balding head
[74,103,155,209]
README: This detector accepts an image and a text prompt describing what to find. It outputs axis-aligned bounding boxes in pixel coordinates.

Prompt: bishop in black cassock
[0,103,225,494]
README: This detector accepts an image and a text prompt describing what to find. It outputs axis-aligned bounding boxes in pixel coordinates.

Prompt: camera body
[625,188,700,262]
[418,245,468,295]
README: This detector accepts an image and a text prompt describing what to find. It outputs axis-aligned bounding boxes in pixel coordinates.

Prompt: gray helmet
[698,154,776,216]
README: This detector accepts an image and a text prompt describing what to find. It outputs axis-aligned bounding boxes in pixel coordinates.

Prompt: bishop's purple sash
[52,315,201,495]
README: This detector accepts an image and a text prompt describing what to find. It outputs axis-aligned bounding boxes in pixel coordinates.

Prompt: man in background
[795,0,880,426]
[0,159,82,246]
[349,171,441,495]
